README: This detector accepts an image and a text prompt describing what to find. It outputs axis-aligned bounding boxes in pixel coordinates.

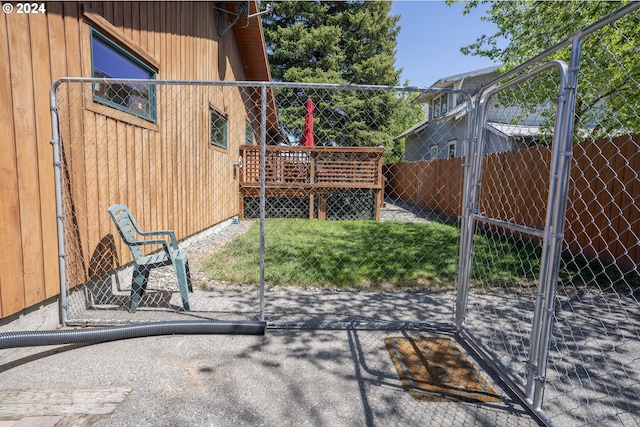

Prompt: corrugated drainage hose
[0,321,266,349]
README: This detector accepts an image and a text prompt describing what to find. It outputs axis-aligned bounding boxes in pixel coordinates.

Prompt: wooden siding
[0,1,269,318]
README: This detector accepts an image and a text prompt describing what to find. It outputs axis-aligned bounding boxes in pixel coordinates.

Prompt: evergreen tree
[262,0,420,162]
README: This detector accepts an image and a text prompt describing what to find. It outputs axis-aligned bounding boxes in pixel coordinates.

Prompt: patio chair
[107,204,192,312]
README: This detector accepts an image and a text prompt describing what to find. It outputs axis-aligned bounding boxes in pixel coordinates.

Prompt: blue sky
[391,1,503,87]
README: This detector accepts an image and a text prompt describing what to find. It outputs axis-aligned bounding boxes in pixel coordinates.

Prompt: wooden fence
[384,135,640,271]
[384,156,465,220]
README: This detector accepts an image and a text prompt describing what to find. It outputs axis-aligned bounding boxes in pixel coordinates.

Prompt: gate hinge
[534,375,546,384]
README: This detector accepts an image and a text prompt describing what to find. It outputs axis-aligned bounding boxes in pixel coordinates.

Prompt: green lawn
[204,219,460,290]
[203,218,635,292]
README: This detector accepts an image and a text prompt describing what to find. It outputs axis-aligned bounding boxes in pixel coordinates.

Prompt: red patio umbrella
[301,98,315,147]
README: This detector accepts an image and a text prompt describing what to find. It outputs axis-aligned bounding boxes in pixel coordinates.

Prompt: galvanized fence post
[259,83,268,322]
[530,36,583,412]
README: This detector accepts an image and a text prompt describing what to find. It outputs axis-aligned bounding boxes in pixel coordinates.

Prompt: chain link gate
[456,59,574,426]
[51,80,271,325]
[454,3,640,426]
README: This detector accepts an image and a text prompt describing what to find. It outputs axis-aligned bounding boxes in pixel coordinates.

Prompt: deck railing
[239,144,385,219]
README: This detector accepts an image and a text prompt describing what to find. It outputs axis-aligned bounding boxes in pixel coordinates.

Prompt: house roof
[486,122,541,138]
[396,65,503,140]
[429,65,501,89]
[395,98,471,140]
[231,1,272,82]
[227,1,279,135]
[395,117,429,140]
[413,65,501,105]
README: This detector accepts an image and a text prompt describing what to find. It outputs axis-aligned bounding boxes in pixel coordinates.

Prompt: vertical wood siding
[0,1,256,318]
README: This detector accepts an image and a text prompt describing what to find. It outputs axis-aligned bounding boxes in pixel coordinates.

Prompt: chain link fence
[52,81,463,329]
[50,3,640,426]
[545,4,640,425]
[53,81,266,324]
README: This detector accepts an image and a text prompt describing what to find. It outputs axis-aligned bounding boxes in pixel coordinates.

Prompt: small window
[246,122,255,145]
[91,29,156,122]
[210,107,228,148]
[432,94,448,119]
[448,140,456,158]
[430,145,438,160]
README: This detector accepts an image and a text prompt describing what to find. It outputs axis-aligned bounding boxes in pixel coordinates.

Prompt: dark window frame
[90,28,157,123]
[210,106,228,149]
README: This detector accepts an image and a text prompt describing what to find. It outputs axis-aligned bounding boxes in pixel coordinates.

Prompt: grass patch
[203,218,634,293]
[204,219,460,290]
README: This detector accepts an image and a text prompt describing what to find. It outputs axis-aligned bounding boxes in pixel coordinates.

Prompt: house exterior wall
[403,68,502,162]
[0,2,265,318]
[404,118,466,161]
[403,118,462,162]
[457,73,495,96]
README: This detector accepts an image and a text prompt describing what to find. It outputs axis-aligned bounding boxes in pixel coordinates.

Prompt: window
[210,107,228,148]
[448,140,456,158]
[91,29,157,122]
[432,94,448,119]
[246,122,255,145]
[430,145,438,160]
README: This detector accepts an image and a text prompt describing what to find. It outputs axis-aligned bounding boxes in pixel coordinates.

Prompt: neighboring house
[0,1,275,319]
[399,65,546,161]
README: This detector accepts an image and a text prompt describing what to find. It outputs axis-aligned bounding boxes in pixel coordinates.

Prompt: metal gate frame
[455,58,574,426]
[453,4,640,423]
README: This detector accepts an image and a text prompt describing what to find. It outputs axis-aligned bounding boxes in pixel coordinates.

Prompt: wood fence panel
[593,139,615,259]
[409,162,422,205]
[512,146,549,230]
[628,135,640,270]
[478,153,503,221]
[605,136,629,267]
[578,140,608,260]
[566,143,588,257]
[577,135,640,271]
[438,157,459,218]
[421,160,435,211]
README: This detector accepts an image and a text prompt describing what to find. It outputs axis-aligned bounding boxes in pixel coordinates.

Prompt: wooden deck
[239,145,385,220]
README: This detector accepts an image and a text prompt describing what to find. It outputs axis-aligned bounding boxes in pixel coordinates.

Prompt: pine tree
[262,0,420,162]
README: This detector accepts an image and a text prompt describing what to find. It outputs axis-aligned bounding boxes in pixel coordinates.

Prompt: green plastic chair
[108,204,192,312]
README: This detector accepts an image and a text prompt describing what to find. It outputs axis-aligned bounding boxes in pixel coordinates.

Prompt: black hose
[0,320,266,349]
